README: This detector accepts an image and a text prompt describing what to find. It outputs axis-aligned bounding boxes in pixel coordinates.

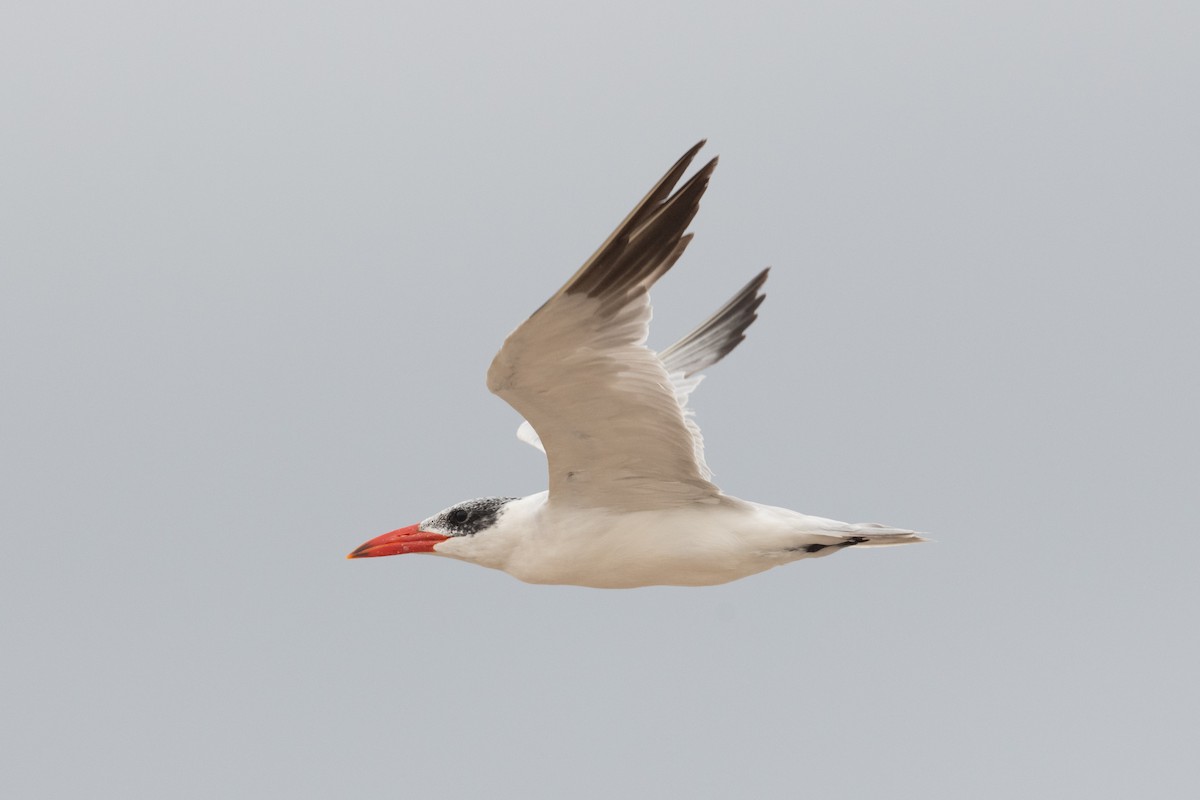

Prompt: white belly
[441,494,836,588]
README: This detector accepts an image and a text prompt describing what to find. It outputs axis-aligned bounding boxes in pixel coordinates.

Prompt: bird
[347,141,925,587]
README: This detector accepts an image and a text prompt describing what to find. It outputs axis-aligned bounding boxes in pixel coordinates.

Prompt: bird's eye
[451,509,471,524]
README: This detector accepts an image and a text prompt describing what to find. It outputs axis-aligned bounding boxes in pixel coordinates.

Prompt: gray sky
[3,2,1198,797]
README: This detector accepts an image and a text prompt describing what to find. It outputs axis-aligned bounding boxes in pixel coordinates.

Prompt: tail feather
[841,523,928,547]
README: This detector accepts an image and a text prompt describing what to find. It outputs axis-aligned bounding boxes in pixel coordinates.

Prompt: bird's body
[437,492,919,588]
[349,142,924,587]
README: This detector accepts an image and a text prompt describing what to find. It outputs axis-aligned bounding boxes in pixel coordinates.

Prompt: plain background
[3,2,1198,798]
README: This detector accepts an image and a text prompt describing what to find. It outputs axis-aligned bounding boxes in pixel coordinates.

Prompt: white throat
[432,492,548,572]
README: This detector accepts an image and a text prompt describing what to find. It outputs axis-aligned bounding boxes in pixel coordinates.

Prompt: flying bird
[348,142,924,587]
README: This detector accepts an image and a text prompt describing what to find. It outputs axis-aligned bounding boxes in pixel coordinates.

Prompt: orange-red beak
[346,524,449,559]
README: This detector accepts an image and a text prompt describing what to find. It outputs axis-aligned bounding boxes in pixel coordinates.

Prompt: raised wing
[658,268,768,378]
[515,267,770,481]
[487,142,730,510]
[656,267,769,477]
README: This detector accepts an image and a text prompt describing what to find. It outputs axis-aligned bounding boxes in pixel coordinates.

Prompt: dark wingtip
[567,142,719,302]
[665,141,709,188]
[657,265,773,377]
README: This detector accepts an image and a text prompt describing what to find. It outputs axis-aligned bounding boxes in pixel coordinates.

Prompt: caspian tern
[348,142,924,587]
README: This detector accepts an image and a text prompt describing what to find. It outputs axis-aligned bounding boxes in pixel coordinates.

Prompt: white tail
[842,523,928,547]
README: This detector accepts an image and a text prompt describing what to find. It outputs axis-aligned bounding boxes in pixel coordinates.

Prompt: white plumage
[348,142,924,587]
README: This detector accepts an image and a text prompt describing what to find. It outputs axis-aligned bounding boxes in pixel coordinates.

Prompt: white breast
[436,493,853,588]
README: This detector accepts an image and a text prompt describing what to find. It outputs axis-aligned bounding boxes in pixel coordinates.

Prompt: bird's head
[347,497,519,560]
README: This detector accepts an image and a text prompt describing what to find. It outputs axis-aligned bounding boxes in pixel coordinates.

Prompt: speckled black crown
[433,497,518,537]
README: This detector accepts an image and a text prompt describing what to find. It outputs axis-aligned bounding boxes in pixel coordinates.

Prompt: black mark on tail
[797,536,869,554]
